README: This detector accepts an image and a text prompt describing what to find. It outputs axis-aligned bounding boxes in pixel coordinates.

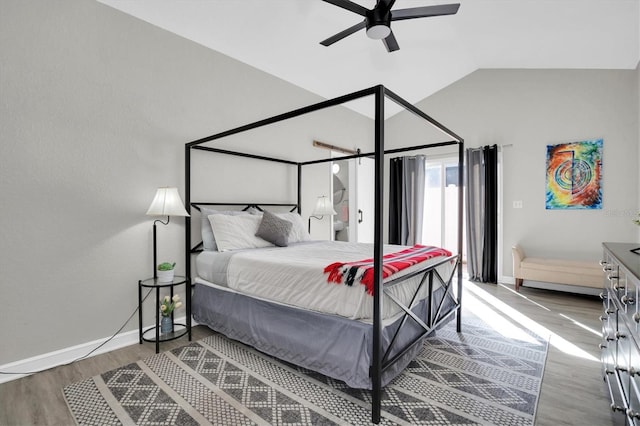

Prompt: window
[423,158,463,257]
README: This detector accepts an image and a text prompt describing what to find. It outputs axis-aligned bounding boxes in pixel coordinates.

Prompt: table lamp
[146,187,190,279]
[308,195,337,233]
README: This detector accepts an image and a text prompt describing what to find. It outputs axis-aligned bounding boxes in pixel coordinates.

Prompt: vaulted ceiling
[99,0,639,116]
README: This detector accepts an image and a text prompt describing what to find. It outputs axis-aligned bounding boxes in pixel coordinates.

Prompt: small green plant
[157,262,176,271]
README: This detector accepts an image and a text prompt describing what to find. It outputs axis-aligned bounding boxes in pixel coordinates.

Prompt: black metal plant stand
[138,275,191,353]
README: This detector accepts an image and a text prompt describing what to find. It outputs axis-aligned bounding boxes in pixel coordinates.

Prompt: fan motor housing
[366,8,391,39]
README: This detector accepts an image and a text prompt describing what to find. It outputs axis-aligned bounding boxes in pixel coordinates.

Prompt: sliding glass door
[423,157,463,257]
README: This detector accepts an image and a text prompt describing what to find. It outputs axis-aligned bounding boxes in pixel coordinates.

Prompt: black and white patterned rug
[63,312,548,425]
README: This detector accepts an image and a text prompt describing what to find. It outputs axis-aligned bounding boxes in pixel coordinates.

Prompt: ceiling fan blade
[322,0,369,17]
[391,3,460,21]
[320,20,367,46]
[383,31,399,52]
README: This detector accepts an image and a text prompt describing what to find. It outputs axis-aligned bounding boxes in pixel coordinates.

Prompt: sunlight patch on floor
[464,291,540,344]
[464,281,599,362]
[499,283,551,312]
[558,313,601,337]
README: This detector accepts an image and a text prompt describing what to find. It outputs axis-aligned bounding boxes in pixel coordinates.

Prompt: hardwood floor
[0,327,216,426]
[0,282,621,425]
[467,281,621,426]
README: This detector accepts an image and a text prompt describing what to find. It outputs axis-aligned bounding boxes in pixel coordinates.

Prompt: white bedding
[196,240,455,321]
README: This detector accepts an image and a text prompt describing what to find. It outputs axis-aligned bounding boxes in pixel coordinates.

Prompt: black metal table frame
[138,275,192,353]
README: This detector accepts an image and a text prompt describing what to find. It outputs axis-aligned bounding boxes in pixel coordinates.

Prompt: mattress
[196,240,455,321]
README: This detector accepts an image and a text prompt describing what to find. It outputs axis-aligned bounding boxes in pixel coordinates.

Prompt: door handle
[358,209,363,224]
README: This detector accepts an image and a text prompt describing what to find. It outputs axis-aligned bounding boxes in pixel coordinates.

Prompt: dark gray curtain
[465,145,498,283]
[389,155,425,245]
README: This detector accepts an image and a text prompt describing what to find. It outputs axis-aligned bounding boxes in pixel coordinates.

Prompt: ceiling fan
[320,0,460,52]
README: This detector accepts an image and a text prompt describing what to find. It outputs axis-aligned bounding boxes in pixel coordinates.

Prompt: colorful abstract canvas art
[545,139,603,209]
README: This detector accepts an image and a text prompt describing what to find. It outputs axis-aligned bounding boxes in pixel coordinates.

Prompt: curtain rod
[312,140,357,155]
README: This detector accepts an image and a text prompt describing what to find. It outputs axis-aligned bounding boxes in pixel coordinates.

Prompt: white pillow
[208,214,273,252]
[200,208,251,251]
[276,212,311,243]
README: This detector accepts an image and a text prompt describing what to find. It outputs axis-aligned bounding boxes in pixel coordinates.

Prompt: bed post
[297,163,302,214]
[456,140,464,332]
[371,84,385,424]
[185,146,191,286]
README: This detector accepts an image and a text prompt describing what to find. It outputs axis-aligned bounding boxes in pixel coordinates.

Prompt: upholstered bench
[512,245,603,292]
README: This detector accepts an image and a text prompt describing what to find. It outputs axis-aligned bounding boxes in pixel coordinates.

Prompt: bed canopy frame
[184,84,464,424]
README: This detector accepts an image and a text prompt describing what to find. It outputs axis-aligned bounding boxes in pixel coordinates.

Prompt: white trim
[0,315,194,384]
[502,275,516,285]
[501,275,600,296]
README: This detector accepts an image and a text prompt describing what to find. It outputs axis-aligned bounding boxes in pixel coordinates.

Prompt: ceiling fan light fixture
[320,0,460,52]
[366,24,390,40]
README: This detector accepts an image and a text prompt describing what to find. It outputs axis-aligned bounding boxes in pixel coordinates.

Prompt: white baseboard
[501,275,516,285]
[475,275,600,296]
[501,275,600,296]
[0,315,193,384]
[520,280,601,296]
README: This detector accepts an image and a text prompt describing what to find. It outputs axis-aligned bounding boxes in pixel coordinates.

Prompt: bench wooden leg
[515,278,523,292]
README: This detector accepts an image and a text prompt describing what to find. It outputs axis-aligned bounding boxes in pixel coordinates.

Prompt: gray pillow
[255,210,293,247]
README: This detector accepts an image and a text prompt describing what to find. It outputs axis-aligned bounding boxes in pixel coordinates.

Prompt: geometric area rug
[63,312,548,425]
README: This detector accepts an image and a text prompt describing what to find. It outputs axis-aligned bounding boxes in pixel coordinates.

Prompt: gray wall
[0,0,370,366]
[388,69,639,278]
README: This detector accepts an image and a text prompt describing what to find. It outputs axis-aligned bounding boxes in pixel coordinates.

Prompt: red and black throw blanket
[324,245,452,295]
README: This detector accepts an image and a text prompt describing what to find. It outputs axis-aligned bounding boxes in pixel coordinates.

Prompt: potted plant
[157,262,176,282]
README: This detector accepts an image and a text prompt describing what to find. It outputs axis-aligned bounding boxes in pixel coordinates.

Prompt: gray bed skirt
[192,282,455,389]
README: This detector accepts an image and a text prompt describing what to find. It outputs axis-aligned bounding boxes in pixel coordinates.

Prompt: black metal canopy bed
[184,85,464,424]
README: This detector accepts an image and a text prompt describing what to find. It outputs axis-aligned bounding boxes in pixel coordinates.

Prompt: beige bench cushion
[513,245,603,289]
[522,257,601,274]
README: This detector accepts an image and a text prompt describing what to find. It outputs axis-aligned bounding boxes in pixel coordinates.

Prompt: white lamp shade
[312,196,337,216]
[146,187,190,217]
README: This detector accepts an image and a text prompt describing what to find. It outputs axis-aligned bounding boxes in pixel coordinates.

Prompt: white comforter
[198,241,455,321]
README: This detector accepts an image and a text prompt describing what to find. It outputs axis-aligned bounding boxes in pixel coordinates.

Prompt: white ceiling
[98,0,639,117]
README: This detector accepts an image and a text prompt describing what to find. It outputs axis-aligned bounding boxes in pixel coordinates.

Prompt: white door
[354,157,375,243]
